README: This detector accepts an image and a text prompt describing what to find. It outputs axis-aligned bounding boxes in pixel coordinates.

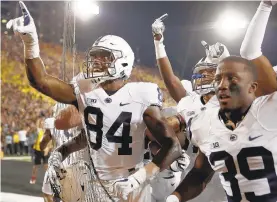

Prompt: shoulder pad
[128,82,163,107]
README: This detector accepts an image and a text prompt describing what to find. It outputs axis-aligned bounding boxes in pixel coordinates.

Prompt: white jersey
[177,91,219,153]
[177,91,219,126]
[72,77,163,180]
[189,92,277,202]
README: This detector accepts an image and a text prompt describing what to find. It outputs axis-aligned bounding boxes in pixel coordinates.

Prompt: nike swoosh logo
[120,102,130,106]
[171,183,175,186]
[249,135,263,141]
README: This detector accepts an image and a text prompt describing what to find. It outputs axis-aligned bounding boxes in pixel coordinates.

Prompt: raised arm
[7,1,76,104]
[152,15,187,102]
[240,0,277,96]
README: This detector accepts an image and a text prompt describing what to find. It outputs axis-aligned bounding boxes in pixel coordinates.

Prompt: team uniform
[177,92,229,202]
[42,104,84,196]
[177,91,219,151]
[72,75,163,201]
[184,92,277,202]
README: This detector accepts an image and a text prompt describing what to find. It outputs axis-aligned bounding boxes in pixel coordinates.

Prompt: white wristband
[154,40,167,59]
[24,41,40,59]
[166,195,180,202]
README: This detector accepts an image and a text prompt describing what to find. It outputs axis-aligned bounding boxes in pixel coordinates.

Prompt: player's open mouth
[219,95,231,102]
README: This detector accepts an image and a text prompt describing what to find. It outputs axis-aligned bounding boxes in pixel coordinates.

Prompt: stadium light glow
[73,0,99,21]
[215,10,248,39]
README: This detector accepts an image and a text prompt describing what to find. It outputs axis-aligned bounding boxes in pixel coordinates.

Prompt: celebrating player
[7,2,182,201]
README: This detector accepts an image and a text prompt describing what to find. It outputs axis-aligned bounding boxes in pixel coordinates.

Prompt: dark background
[2,1,277,80]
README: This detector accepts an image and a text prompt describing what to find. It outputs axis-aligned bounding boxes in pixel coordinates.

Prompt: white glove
[201,41,230,60]
[152,13,168,43]
[169,150,190,172]
[152,14,168,59]
[113,162,160,200]
[113,175,141,200]
[166,195,180,202]
[47,151,66,197]
[6,1,39,59]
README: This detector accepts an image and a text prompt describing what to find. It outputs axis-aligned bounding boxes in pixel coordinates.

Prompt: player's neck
[101,79,125,92]
[202,92,215,104]
[224,103,252,126]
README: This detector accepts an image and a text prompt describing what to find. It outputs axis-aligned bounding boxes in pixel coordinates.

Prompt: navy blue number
[237,147,277,202]
[106,112,132,155]
[84,106,103,150]
[157,87,163,102]
[210,147,277,202]
[84,106,132,155]
[210,151,241,202]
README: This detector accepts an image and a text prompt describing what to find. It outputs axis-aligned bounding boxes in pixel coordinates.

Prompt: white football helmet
[192,42,230,95]
[82,35,135,84]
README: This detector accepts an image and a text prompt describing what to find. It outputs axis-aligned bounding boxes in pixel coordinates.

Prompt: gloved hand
[113,175,141,200]
[6,1,39,59]
[152,13,168,42]
[169,150,190,172]
[201,41,230,60]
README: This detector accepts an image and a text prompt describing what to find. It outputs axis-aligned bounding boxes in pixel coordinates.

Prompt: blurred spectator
[28,129,36,158]
[13,132,19,155]
[18,129,27,155]
[30,119,49,184]
[5,133,13,155]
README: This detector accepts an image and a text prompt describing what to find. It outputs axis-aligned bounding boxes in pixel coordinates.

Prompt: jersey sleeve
[139,83,163,108]
[177,96,197,126]
[252,91,277,130]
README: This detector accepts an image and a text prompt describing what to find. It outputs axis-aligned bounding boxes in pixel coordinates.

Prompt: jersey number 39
[84,106,132,155]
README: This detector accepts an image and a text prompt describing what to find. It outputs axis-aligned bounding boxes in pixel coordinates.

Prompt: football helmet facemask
[83,35,135,84]
[192,42,230,95]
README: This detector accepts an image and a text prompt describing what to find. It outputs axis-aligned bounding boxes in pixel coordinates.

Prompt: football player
[54,104,190,202]
[167,55,277,202]
[41,103,84,202]
[7,2,182,201]
[152,6,277,201]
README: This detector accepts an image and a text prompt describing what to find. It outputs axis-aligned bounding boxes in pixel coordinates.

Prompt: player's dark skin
[171,57,268,202]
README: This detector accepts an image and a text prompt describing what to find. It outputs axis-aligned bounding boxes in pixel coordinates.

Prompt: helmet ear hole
[122,63,128,67]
